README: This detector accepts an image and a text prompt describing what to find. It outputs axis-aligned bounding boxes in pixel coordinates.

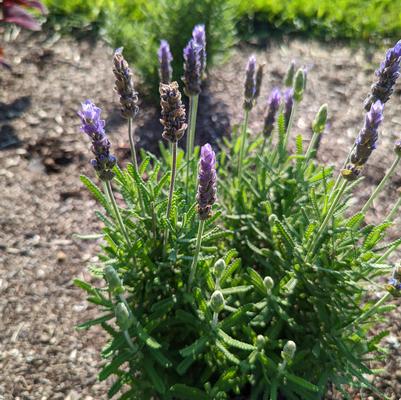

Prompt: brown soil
[1,30,401,399]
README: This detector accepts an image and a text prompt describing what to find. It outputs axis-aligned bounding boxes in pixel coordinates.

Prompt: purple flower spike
[263,88,281,138]
[283,88,294,129]
[243,55,257,110]
[183,39,201,96]
[158,40,173,84]
[113,48,139,119]
[78,100,116,181]
[364,40,401,111]
[351,100,384,166]
[197,143,217,220]
[192,24,206,77]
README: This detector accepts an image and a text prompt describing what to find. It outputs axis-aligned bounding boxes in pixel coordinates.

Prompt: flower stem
[166,142,177,219]
[304,130,320,162]
[283,103,297,150]
[238,110,250,178]
[128,118,145,215]
[309,180,347,254]
[347,292,391,330]
[385,192,401,221]
[185,95,199,200]
[188,219,205,290]
[105,180,131,248]
[361,155,400,215]
[188,95,199,156]
[164,142,178,253]
[128,117,138,170]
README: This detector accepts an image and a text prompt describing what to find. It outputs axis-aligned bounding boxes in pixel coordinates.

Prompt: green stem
[238,110,250,178]
[189,95,199,155]
[166,142,177,219]
[330,143,356,201]
[164,142,178,253]
[128,117,138,170]
[105,180,131,248]
[385,193,401,221]
[128,118,145,214]
[361,155,400,215]
[283,102,297,150]
[304,130,320,162]
[185,95,199,200]
[309,180,347,254]
[188,219,205,290]
[347,292,391,329]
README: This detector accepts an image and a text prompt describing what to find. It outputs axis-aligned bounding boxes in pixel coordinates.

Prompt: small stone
[57,251,66,263]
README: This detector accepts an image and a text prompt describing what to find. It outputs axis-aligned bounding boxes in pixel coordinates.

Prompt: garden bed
[1,31,401,399]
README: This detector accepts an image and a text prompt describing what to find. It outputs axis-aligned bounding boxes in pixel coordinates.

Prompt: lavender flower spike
[283,88,294,129]
[183,39,201,96]
[364,40,401,111]
[158,40,173,84]
[113,48,139,119]
[78,100,116,181]
[192,24,206,77]
[342,100,384,181]
[263,88,281,138]
[159,82,187,142]
[243,55,257,111]
[351,100,384,166]
[197,143,217,220]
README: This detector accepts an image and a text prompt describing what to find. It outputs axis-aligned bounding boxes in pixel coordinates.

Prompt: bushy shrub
[75,30,401,399]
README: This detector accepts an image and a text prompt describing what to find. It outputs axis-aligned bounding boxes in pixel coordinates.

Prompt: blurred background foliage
[42,0,401,95]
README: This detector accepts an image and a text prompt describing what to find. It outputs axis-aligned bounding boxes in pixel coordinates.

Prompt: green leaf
[217,329,256,351]
[221,285,253,295]
[77,314,113,330]
[80,175,110,211]
[246,268,266,296]
[180,336,209,358]
[170,384,209,400]
[99,351,132,381]
[143,358,166,395]
[284,372,319,392]
[215,340,240,364]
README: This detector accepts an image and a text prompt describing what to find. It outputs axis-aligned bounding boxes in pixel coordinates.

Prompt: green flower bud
[115,302,132,330]
[104,266,124,294]
[284,60,295,87]
[210,290,225,313]
[214,259,226,277]
[281,340,296,362]
[263,276,274,292]
[293,68,305,102]
[256,335,265,351]
[312,104,328,134]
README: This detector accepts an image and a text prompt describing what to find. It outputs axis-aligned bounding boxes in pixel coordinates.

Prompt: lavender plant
[75,31,401,400]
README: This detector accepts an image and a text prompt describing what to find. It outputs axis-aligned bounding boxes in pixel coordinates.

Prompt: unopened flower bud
[104,266,124,294]
[256,335,265,351]
[210,290,225,313]
[312,104,328,134]
[293,68,305,102]
[115,302,132,330]
[263,276,274,292]
[281,340,296,362]
[214,259,226,277]
[284,60,295,87]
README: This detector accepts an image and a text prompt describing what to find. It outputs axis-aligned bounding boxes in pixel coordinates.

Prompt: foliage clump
[75,29,401,399]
